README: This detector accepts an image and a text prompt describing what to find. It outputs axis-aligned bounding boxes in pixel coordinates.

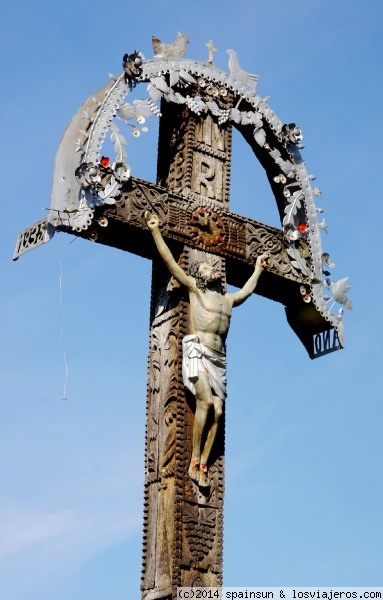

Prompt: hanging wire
[57,234,69,400]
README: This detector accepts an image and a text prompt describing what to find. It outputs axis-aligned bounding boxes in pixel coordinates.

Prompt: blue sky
[1,0,382,598]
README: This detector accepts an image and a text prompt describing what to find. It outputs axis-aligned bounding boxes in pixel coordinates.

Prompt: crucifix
[14,34,350,600]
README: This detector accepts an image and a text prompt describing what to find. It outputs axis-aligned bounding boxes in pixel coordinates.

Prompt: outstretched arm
[145,211,195,291]
[228,254,267,307]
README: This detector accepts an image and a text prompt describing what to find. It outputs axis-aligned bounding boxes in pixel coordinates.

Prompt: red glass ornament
[100,156,110,167]
[297,222,307,233]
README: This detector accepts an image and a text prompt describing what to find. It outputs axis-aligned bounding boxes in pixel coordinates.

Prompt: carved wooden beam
[63,176,340,360]
[70,176,310,305]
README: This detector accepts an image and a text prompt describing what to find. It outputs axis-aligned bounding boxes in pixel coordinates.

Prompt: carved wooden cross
[14,44,345,599]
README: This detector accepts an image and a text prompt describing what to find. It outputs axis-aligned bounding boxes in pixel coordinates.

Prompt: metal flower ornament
[122,50,143,81]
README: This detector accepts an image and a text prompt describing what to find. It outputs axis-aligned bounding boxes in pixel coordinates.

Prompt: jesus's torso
[189,288,232,352]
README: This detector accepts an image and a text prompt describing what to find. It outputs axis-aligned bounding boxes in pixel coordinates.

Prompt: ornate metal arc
[47,53,346,344]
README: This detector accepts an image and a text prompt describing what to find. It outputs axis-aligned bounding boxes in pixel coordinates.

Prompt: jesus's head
[189,261,223,293]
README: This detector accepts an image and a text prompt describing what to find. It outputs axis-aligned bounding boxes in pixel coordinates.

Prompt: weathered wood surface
[140,104,230,598]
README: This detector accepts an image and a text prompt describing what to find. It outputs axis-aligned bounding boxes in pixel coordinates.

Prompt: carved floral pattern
[183,502,216,561]
[189,206,225,248]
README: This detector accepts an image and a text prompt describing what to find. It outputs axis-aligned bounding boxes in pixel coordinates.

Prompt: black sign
[311,328,342,358]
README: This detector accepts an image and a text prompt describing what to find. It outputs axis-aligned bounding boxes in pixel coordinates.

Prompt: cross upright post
[14,35,350,600]
[142,100,232,596]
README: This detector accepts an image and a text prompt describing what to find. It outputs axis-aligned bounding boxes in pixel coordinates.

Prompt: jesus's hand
[256,254,267,270]
[145,211,159,231]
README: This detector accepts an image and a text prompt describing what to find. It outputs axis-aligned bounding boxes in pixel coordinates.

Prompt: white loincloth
[182,334,227,401]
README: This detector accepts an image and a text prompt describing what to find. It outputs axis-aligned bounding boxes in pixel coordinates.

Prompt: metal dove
[330,278,353,310]
[226,49,258,90]
[152,32,189,59]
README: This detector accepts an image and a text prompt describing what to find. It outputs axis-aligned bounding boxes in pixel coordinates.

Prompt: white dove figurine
[152,32,189,59]
[226,49,258,90]
[331,278,353,310]
[318,218,328,233]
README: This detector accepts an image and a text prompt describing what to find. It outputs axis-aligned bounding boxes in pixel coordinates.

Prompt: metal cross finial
[205,39,217,64]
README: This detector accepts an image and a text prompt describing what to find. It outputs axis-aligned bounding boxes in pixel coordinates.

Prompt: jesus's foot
[198,463,209,488]
[188,459,200,484]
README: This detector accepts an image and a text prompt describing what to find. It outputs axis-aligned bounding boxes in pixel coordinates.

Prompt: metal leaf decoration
[169,70,180,88]
[242,111,262,127]
[230,107,241,124]
[269,148,295,177]
[282,190,304,227]
[253,127,266,147]
[206,100,221,117]
[147,83,162,103]
[151,76,169,93]
[179,70,196,85]
[99,176,120,201]
[286,245,311,277]
[110,123,128,160]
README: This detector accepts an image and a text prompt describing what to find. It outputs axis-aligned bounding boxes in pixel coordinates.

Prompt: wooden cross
[14,42,345,599]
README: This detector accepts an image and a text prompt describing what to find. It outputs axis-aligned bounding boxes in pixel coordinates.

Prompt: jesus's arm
[145,211,195,291]
[228,254,267,307]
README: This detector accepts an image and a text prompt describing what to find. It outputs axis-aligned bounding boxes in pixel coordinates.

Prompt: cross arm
[42,175,308,317]
[86,177,341,359]
[67,177,312,305]
[15,176,341,358]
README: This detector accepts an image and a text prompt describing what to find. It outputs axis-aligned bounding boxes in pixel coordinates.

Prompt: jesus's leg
[199,394,223,485]
[189,372,212,485]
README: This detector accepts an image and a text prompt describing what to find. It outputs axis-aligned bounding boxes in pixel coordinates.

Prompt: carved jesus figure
[145,211,266,487]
